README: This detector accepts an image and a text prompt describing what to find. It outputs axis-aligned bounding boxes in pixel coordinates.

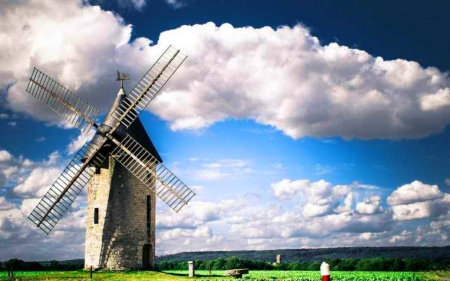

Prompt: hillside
[156,247,450,263]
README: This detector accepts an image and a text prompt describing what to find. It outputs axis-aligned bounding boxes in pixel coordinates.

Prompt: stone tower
[84,87,162,270]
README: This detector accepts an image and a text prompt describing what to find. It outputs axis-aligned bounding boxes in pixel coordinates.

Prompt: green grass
[0,270,446,280]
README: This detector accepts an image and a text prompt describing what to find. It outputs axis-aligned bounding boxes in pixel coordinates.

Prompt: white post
[188,261,195,278]
[320,262,330,281]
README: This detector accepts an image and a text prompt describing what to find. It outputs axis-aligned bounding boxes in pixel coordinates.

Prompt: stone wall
[85,157,156,270]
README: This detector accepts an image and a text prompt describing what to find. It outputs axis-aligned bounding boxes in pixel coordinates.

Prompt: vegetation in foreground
[0,270,447,280]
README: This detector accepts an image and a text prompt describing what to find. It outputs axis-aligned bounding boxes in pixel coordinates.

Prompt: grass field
[0,270,447,280]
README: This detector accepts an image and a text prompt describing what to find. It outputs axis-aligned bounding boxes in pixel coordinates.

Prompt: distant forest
[2,247,450,272]
[156,247,450,263]
[158,256,450,271]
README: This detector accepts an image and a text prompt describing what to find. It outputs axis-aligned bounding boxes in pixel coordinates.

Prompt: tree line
[0,259,83,271]
[2,256,449,272]
[156,256,450,272]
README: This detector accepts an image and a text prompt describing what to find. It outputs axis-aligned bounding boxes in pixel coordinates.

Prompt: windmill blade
[111,46,187,129]
[111,134,195,212]
[26,68,100,134]
[28,140,107,234]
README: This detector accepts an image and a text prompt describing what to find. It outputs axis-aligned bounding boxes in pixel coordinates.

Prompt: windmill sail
[28,140,107,234]
[26,68,100,134]
[111,46,187,129]
[111,134,195,212]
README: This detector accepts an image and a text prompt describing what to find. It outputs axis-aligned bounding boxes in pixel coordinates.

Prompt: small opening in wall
[94,208,99,224]
[146,195,151,237]
[95,167,101,174]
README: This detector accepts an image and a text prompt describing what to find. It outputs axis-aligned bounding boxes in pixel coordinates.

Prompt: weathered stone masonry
[84,155,156,270]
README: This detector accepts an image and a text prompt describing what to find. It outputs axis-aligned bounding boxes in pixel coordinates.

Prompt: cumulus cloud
[0,0,166,126]
[0,150,13,162]
[272,179,355,217]
[387,180,443,206]
[156,199,245,229]
[356,196,383,215]
[0,148,62,199]
[0,149,85,261]
[0,149,35,188]
[388,181,450,221]
[148,23,450,140]
[13,167,62,197]
[2,0,450,141]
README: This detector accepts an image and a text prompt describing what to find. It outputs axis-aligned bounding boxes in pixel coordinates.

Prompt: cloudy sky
[1,0,450,261]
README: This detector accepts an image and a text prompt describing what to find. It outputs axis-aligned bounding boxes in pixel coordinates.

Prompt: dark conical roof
[127,117,163,163]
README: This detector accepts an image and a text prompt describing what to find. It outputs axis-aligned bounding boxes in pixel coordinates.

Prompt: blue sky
[1,0,450,260]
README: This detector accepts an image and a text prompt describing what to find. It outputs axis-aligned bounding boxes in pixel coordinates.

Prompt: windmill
[25,46,196,270]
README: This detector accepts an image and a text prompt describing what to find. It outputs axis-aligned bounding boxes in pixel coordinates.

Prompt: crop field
[0,270,447,280]
[166,270,441,280]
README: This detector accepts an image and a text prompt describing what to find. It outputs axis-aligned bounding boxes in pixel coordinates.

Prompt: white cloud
[13,166,62,197]
[0,197,14,211]
[7,121,16,127]
[147,23,450,140]
[157,200,244,229]
[0,149,36,188]
[356,195,383,215]
[420,89,450,111]
[389,230,414,244]
[391,200,449,221]
[0,150,13,162]
[387,181,450,221]
[0,113,8,119]
[387,180,443,206]
[272,179,382,218]
[1,0,450,141]
[271,178,336,202]
[272,179,326,200]
[1,0,166,126]
[43,151,60,166]
[165,0,187,9]
[67,130,95,155]
[35,136,46,142]
[335,192,353,213]
[359,232,387,241]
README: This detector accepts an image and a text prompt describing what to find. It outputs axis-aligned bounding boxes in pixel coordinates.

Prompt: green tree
[5,259,25,271]
[225,256,243,269]
[213,258,226,270]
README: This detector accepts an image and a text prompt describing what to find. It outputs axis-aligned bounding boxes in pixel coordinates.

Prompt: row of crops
[164,270,433,280]
[248,270,425,280]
